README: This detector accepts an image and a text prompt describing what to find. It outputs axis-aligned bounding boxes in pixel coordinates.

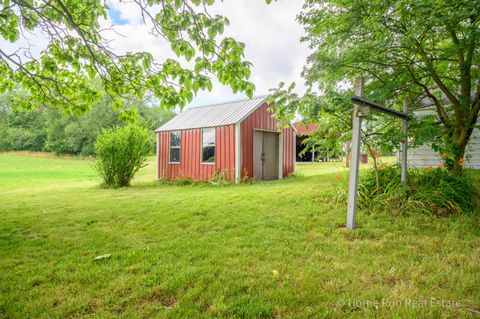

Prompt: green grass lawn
[0,152,479,318]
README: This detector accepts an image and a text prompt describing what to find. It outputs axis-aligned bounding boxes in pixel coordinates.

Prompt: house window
[170,131,181,163]
[202,128,215,163]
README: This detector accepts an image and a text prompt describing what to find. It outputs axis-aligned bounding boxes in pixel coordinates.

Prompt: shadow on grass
[127,173,315,189]
[94,179,254,190]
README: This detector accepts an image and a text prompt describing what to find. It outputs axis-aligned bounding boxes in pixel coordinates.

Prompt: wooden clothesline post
[346,78,365,230]
[401,100,409,184]
[346,77,410,230]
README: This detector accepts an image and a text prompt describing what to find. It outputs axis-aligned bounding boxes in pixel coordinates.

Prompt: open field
[0,152,479,318]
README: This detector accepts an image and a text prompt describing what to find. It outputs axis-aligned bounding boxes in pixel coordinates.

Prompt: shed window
[170,131,181,163]
[202,128,215,163]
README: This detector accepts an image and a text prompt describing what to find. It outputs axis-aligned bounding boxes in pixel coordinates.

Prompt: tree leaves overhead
[300,0,479,102]
[0,0,255,112]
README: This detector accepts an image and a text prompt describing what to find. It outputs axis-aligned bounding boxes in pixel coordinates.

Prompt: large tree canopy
[294,0,480,175]
[0,0,255,112]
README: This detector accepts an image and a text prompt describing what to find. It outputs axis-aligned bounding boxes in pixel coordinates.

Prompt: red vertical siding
[282,126,295,177]
[157,132,170,179]
[216,125,236,179]
[240,103,295,178]
[156,125,236,181]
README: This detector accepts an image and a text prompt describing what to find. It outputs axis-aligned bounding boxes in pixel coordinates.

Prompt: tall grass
[357,165,479,215]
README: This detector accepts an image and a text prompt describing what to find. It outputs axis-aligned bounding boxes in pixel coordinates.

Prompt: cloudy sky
[3,1,311,108]
[106,0,311,107]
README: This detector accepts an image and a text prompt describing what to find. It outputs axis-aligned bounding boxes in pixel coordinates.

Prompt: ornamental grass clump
[94,125,151,187]
[357,164,478,216]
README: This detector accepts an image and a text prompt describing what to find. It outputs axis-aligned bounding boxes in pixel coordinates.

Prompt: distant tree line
[0,90,175,156]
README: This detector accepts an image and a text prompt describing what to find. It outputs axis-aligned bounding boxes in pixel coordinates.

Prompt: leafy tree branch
[0,0,255,112]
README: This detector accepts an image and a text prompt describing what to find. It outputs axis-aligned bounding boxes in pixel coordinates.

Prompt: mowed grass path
[0,153,479,318]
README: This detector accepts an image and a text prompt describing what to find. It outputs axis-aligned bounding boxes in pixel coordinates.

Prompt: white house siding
[403,111,480,169]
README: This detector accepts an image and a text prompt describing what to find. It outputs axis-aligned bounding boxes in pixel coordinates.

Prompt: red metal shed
[155,96,296,182]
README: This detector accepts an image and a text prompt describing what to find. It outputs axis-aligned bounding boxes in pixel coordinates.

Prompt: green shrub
[94,125,151,187]
[357,165,478,215]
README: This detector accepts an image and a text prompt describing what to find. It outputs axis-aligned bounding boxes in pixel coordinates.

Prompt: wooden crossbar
[352,95,411,120]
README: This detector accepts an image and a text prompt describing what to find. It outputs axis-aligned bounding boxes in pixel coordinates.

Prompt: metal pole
[156,133,160,179]
[401,100,408,184]
[345,141,350,168]
[346,77,364,230]
[235,123,241,183]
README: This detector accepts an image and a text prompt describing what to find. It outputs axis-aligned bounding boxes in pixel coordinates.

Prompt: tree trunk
[449,125,472,176]
[450,137,468,176]
[451,155,464,175]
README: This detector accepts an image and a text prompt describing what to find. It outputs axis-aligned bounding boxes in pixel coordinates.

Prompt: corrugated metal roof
[155,95,269,132]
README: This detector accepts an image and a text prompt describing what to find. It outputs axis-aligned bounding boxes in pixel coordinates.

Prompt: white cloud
[194,0,310,106]
[104,0,310,107]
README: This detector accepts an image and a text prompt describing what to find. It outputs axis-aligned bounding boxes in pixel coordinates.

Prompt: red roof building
[293,123,320,136]
[293,123,320,162]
